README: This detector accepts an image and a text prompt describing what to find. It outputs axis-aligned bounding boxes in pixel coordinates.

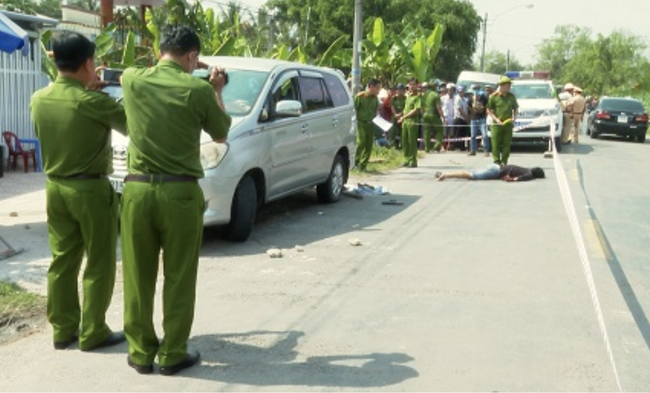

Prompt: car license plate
[618,115,628,123]
[110,179,124,194]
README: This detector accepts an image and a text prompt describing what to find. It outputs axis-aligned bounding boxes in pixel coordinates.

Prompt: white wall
[0,36,48,142]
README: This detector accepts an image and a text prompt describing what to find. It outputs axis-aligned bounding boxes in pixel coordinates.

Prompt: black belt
[124,174,197,183]
[49,173,106,180]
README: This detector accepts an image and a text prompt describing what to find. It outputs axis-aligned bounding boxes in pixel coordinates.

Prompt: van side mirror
[259,108,269,122]
[276,100,302,118]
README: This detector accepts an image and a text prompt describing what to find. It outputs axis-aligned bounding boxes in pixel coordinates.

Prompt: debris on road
[266,248,283,258]
[9,212,18,217]
[344,183,390,197]
[295,245,305,253]
[349,238,362,247]
[382,199,404,206]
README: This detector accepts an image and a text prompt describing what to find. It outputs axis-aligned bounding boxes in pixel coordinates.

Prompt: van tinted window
[323,73,350,107]
[299,77,333,112]
[601,99,645,113]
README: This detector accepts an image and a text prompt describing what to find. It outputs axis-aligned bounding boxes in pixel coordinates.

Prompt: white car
[505,77,563,152]
[108,57,356,242]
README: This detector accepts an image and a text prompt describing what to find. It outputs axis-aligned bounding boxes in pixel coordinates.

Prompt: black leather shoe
[81,331,126,352]
[128,356,154,375]
[160,350,201,376]
[53,335,78,350]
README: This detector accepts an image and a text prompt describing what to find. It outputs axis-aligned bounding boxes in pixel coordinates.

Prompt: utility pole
[506,49,510,72]
[268,13,274,53]
[480,12,487,72]
[304,6,311,47]
[351,0,363,95]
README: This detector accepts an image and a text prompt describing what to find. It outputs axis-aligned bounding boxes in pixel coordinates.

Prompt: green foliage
[0,0,61,18]
[0,281,46,322]
[536,25,650,99]
[266,0,480,80]
[39,30,57,81]
[481,50,525,75]
[364,18,444,85]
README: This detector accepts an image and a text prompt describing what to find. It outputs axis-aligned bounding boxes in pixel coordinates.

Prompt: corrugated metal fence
[0,37,48,142]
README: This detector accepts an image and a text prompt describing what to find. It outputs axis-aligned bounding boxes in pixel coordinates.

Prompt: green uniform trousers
[422,114,443,153]
[491,124,514,165]
[402,120,418,167]
[121,181,204,367]
[356,121,375,170]
[390,120,402,147]
[45,178,117,349]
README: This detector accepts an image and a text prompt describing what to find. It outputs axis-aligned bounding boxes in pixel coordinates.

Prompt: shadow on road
[594,135,647,145]
[201,189,420,257]
[188,330,419,387]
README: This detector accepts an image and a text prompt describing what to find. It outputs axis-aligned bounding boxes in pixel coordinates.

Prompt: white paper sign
[372,115,393,132]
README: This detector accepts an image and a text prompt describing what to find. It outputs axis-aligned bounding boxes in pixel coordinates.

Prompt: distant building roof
[0,10,58,28]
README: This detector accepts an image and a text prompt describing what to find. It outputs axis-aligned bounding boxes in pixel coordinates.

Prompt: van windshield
[511,84,554,99]
[103,69,270,117]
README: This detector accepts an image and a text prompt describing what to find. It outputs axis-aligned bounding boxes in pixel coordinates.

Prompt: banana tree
[394,21,444,82]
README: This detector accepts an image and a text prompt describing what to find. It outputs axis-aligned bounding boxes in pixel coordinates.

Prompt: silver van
[109,57,356,241]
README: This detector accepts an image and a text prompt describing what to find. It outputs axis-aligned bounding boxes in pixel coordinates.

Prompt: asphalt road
[1,133,649,391]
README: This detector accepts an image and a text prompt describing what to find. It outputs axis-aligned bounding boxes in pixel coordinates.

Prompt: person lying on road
[435,163,545,182]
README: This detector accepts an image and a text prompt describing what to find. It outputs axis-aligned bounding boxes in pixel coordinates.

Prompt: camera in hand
[192,67,229,85]
[100,68,123,85]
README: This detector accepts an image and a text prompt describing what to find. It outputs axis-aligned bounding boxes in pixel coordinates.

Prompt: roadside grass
[351,146,404,175]
[0,281,46,329]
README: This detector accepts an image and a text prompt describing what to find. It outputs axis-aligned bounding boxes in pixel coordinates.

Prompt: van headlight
[200,142,229,170]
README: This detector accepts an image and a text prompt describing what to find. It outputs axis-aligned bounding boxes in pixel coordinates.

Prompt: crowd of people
[354,75,521,169]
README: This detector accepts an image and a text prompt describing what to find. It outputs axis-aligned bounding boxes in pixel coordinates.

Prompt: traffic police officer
[390,83,406,148]
[570,86,586,143]
[354,79,381,171]
[399,78,422,167]
[559,83,575,143]
[487,76,519,165]
[422,80,444,153]
[120,25,231,375]
[30,32,127,351]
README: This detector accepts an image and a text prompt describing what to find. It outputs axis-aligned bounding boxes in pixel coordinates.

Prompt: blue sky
[235,0,650,66]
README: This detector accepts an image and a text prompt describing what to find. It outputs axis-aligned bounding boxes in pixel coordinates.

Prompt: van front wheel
[222,175,257,242]
[317,154,346,204]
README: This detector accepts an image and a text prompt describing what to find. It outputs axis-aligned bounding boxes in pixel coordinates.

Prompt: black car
[587,97,648,143]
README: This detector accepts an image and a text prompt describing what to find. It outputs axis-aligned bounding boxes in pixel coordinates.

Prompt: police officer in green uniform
[422,80,445,153]
[354,79,381,171]
[120,25,231,375]
[487,76,519,165]
[399,78,422,167]
[390,84,406,148]
[30,32,127,351]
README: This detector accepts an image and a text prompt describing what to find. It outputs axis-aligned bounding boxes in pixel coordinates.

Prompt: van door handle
[332,119,339,127]
[301,124,309,133]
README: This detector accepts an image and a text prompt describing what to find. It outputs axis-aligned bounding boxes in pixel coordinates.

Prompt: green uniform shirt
[488,91,519,122]
[354,92,379,123]
[390,95,406,116]
[423,91,442,120]
[30,76,127,177]
[121,60,231,178]
[403,93,422,123]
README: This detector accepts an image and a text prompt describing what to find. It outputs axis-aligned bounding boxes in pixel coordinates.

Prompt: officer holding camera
[30,32,127,352]
[120,24,231,375]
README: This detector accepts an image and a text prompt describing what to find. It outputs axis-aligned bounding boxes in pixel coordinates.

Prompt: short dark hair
[52,32,95,72]
[531,167,545,179]
[367,78,381,87]
[159,25,201,56]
